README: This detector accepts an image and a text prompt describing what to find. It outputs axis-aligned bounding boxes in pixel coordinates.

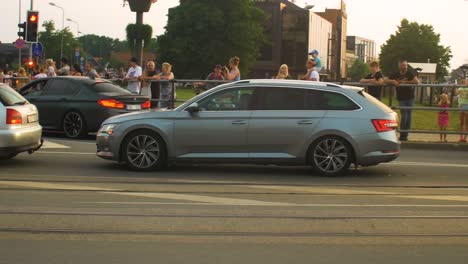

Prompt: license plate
[127,104,141,110]
[27,114,38,123]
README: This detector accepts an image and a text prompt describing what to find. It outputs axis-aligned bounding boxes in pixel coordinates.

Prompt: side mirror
[186,102,200,114]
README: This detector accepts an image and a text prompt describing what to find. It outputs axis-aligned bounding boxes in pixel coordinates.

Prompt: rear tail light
[6,109,23,125]
[372,119,398,133]
[141,100,151,109]
[98,99,125,109]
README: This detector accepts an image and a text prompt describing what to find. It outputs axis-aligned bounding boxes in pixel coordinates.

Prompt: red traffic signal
[26,11,39,43]
[27,60,34,68]
[29,14,38,22]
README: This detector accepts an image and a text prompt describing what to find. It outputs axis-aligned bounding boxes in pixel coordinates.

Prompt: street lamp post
[66,18,81,37]
[49,2,64,64]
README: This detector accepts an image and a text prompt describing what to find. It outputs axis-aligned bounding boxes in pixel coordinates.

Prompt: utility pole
[29,0,34,63]
[18,0,22,68]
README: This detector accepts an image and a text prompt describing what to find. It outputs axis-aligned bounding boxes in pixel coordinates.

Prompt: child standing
[438,94,450,142]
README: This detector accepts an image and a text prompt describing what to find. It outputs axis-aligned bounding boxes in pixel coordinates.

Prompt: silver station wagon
[97,80,400,176]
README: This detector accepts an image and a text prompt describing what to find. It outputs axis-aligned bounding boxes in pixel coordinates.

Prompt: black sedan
[19,77,150,138]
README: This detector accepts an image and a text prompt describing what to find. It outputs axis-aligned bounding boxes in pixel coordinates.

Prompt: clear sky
[2,0,467,69]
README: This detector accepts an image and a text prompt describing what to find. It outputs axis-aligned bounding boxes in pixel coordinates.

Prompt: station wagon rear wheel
[310,136,352,176]
[122,131,167,171]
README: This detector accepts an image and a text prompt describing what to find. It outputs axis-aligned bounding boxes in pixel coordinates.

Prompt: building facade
[252,0,332,79]
[346,36,377,64]
[316,1,348,80]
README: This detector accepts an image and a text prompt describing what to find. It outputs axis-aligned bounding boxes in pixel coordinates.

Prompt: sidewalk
[400,133,468,151]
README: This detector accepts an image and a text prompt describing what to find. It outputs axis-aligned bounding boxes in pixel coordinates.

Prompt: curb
[401,142,468,151]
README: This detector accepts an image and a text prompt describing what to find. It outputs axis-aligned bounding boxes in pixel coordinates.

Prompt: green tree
[156,0,266,78]
[77,34,116,61]
[39,20,79,64]
[379,19,452,81]
[347,59,370,81]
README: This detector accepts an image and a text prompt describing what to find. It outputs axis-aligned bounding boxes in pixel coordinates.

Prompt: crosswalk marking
[41,141,70,149]
[401,195,468,202]
[249,186,398,195]
[104,192,294,206]
[0,181,120,191]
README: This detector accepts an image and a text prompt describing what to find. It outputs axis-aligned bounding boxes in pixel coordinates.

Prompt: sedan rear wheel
[310,136,352,176]
[122,131,166,171]
[63,111,87,139]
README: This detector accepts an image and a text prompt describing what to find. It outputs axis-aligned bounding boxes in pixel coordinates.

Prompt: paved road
[1,136,468,264]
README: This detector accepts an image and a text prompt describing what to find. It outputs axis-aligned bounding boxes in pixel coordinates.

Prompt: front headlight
[99,123,119,135]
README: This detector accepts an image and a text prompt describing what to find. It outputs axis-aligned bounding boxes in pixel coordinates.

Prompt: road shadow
[98,162,393,184]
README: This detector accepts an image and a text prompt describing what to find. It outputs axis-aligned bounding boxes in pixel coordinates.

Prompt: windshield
[0,86,28,106]
[92,82,131,94]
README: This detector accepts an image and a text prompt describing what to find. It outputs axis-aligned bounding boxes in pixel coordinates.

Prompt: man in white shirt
[124,57,142,94]
[303,59,320,82]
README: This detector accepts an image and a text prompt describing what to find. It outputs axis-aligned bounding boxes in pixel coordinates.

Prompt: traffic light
[26,60,34,69]
[26,11,39,43]
[17,22,26,39]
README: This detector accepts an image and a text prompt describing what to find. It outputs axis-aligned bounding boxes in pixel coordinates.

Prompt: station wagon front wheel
[310,136,352,176]
[122,131,167,171]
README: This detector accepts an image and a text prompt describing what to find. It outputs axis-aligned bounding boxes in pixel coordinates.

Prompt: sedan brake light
[372,119,398,133]
[141,100,151,109]
[98,99,125,109]
[6,109,22,124]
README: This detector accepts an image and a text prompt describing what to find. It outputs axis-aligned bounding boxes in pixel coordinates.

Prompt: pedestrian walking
[140,60,161,104]
[275,64,292,80]
[437,93,450,142]
[158,62,175,108]
[223,57,241,81]
[385,59,420,141]
[456,79,468,142]
[303,59,319,81]
[124,57,143,94]
[85,62,100,80]
[360,61,384,100]
[45,59,56,77]
[57,57,70,76]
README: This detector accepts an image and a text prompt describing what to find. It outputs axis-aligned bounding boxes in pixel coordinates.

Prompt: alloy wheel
[63,112,84,138]
[313,138,350,174]
[126,135,161,169]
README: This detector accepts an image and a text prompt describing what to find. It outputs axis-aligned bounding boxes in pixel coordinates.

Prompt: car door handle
[232,120,247,125]
[297,120,314,125]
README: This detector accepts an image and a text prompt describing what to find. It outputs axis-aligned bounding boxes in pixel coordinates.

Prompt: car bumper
[96,133,119,161]
[0,125,43,155]
[355,131,400,166]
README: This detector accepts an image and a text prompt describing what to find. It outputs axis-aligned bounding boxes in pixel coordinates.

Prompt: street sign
[15,38,25,49]
[32,42,43,57]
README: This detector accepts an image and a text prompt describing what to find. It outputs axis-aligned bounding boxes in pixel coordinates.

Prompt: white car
[0,84,42,160]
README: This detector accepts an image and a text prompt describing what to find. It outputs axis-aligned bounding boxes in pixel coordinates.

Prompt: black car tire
[309,136,353,176]
[122,130,167,172]
[63,111,87,139]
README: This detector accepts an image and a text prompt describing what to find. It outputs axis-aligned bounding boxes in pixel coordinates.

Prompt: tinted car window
[42,79,80,96]
[20,80,49,96]
[254,87,306,110]
[305,90,359,110]
[197,87,254,111]
[0,87,27,106]
[92,82,131,94]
